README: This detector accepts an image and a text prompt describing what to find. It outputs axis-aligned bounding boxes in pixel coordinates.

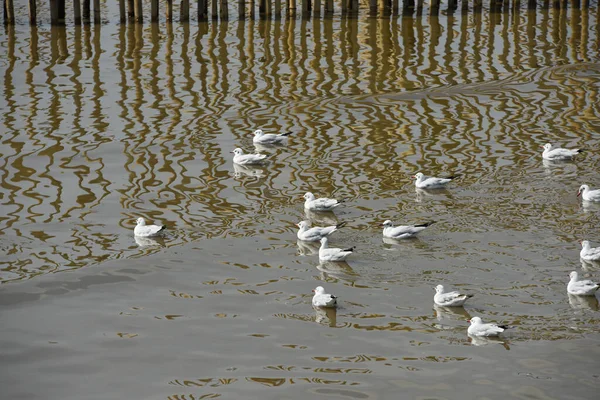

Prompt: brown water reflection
[1,5,600,400]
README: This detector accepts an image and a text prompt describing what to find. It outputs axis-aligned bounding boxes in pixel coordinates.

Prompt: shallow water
[1,4,600,400]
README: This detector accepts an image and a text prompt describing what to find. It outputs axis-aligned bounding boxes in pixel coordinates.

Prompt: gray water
[1,4,600,400]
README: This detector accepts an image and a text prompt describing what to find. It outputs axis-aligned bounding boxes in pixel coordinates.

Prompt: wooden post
[127,0,134,21]
[369,0,376,16]
[325,0,333,15]
[212,0,218,19]
[473,0,482,12]
[134,0,142,22]
[4,0,14,24]
[181,0,189,21]
[275,0,281,18]
[50,0,66,25]
[447,0,456,12]
[392,0,399,15]
[302,0,309,18]
[83,0,90,24]
[250,0,255,19]
[220,0,228,19]
[118,0,125,23]
[570,0,579,7]
[462,0,468,12]
[313,0,320,17]
[259,0,265,17]
[239,0,246,19]
[267,0,272,17]
[29,0,37,25]
[151,0,158,22]
[167,0,173,21]
[198,0,207,20]
[429,0,440,15]
[94,0,100,23]
[416,0,423,14]
[527,0,536,8]
[289,0,296,17]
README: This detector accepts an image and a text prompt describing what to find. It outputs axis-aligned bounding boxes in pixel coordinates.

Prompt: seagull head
[382,220,394,227]
[577,184,588,197]
[313,286,325,294]
[231,148,243,155]
[136,217,146,226]
[569,271,579,281]
[304,192,315,201]
[411,172,424,180]
[319,237,328,245]
[253,129,264,137]
[435,285,445,294]
[297,221,309,229]
[468,317,482,325]
[542,143,553,151]
[581,240,589,249]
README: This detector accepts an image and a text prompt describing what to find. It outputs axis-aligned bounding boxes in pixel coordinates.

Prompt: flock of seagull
[133,132,599,338]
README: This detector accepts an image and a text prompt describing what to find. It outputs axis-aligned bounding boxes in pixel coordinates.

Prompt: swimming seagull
[467,317,510,337]
[304,192,343,212]
[252,129,292,145]
[412,172,458,189]
[231,148,267,165]
[382,219,435,239]
[297,220,346,242]
[567,271,600,296]
[434,284,473,307]
[312,286,337,308]
[580,240,600,262]
[577,185,600,202]
[134,217,166,237]
[541,143,584,161]
[318,237,355,262]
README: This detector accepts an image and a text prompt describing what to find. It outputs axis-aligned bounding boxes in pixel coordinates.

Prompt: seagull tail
[158,225,167,233]
[280,131,293,137]
[336,221,348,229]
[576,148,585,154]
[343,246,356,252]
[415,221,436,228]
[466,294,474,298]
[446,174,460,180]
[497,324,511,330]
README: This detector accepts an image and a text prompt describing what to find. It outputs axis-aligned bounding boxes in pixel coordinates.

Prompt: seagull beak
[577,191,581,197]
[467,319,471,322]
[312,289,315,293]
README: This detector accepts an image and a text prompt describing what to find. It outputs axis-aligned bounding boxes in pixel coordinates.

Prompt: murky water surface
[1,4,600,399]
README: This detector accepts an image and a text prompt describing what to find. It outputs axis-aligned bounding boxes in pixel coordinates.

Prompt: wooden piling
[289,0,296,17]
[302,0,309,18]
[118,0,125,23]
[369,0,377,16]
[198,0,208,20]
[212,0,218,20]
[94,0,100,23]
[181,0,189,21]
[392,0,399,15]
[260,0,266,17]
[250,0,255,19]
[127,0,134,21]
[325,0,333,15]
[430,0,440,15]
[267,0,272,17]
[220,0,229,20]
[4,0,15,24]
[462,0,469,12]
[527,0,536,8]
[83,0,90,24]
[151,0,158,22]
[239,0,246,19]
[29,0,37,25]
[50,0,66,25]
[314,0,321,17]
[134,0,143,22]
[275,0,281,19]
[167,0,173,21]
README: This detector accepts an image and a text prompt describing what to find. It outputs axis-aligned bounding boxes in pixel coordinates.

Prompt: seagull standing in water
[580,240,600,262]
[134,217,166,237]
[467,317,510,337]
[231,148,267,165]
[434,285,473,307]
[318,237,355,262]
[567,271,600,296]
[252,129,292,145]
[382,220,435,239]
[297,220,346,242]
[541,143,584,161]
[312,286,338,308]
[304,192,343,212]
[577,185,600,202]
[412,172,458,189]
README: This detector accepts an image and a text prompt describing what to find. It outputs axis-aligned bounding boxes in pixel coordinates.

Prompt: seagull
[297,220,346,242]
[467,316,510,337]
[542,143,584,161]
[134,217,166,237]
[312,286,337,308]
[434,284,473,307]
[318,237,355,262]
[231,148,267,165]
[412,172,458,189]
[567,271,600,296]
[580,240,600,262]
[577,185,600,202]
[304,192,343,212]
[252,129,292,145]
[382,220,435,239]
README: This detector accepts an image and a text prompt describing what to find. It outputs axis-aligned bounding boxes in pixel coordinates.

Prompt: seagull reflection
[468,334,510,350]
[568,293,599,311]
[542,158,577,175]
[580,259,600,272]
[297,239,320,256]
[433,304,472,322]
[134,236,165,247]
[305,209,339,227]
[233,163,265,178]
[316,260,356,280]
[253,142,285,153]
[415,187,451,203]
[581,200,600,214]
[314,305,337,327]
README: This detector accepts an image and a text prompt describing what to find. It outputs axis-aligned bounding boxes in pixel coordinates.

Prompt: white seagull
[134,217,166,237]
[252,129,292,145]
[434,285,473,307]
[297,220,346,242]
[312,286,337,308]
[541,143,584,161]
[382,220,435,239]
[467,316,510,337]
[577,185,600,202]
[567,271,600,296]
[231,148,267,165]
[580,240,600,262]
[319,237,355,262]
[412,172,458,189]
[304,192,343,212]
